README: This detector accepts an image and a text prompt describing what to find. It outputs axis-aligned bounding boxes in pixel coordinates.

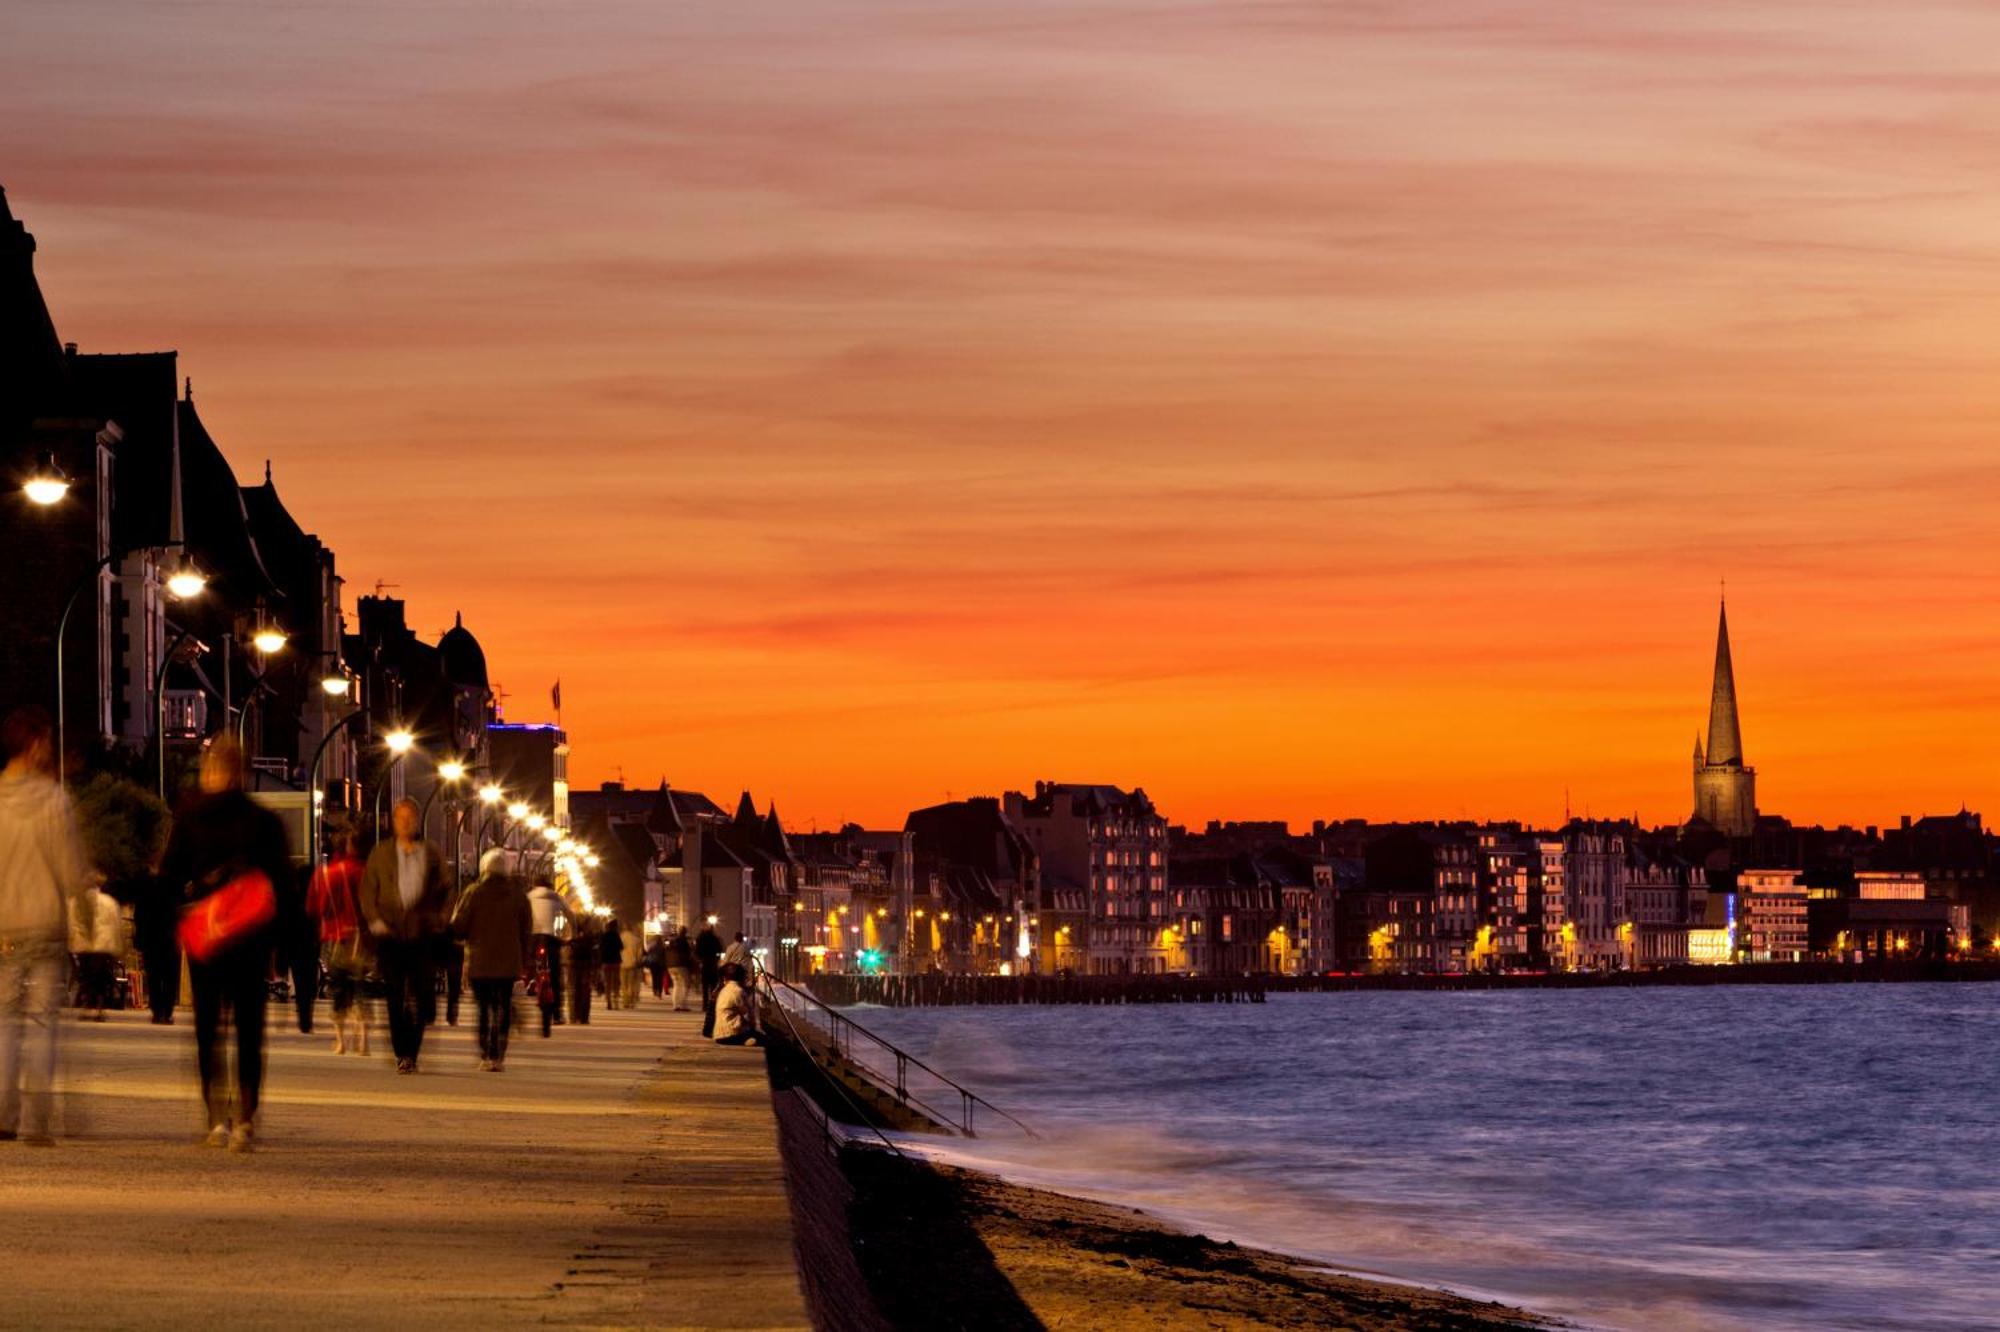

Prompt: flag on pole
[551,678,562,719]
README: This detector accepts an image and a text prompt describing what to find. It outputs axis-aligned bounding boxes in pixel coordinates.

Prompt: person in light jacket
[710,963,760,1046]
[0,708,89,1144]
[451,850,533,1071]
[527,879,570,1031]
[620,921,645,1008]
[70,885,124,1021]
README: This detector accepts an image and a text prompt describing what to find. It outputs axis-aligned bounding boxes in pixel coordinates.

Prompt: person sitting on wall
[710,963,761,1047]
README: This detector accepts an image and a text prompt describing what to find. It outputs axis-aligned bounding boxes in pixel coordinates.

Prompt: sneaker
[227,1123,254,1154]
[204,1124,230,1149]
[0,1129,17,1142]
[490,1059,504,1073]
[394,1058,413,1074]
[477,1058,494,1072]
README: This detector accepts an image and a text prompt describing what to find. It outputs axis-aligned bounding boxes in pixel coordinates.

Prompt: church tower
[1692,599,1757,836]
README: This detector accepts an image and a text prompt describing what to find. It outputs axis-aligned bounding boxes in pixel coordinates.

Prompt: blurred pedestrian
[358,798,446,1074]
[69,883,123,1021]
[528,878,568,1028]
[723,930,753,973]
[695,922,723,1036]
[710,963,761,1046]
[285,857,319,1034]
[131,869,180,1024]
[666,927,696,1012]
[435,854,465,1029]
[451,849,532,1072]
[160,737,290,1153]
[599,914,624,1010]
[642,933,666,1001]
[568,910,596,1025]
[0,707,89,1144]
[307,829,370,1055]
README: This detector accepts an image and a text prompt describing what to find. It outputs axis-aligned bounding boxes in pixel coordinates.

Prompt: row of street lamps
[23,459,607,911]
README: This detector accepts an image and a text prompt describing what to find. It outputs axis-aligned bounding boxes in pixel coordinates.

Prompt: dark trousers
[700,965,720,1037]
[289,948,318,1033]
[648,964,665,998]
[190,949,268,1127]
[472,979,513,1063]
[569,952,593,1024]
[378,937,435,1062]
[437,939,464,1025]
[143,941,180,1022]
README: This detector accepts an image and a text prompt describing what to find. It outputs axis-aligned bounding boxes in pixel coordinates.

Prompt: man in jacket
[0,708,88,1144]
[664,929,696,1012]
[451,850,533,1071]
[359,798,446,1073]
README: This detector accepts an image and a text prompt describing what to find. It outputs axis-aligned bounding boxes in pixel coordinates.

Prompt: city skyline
[7,3,1999,829]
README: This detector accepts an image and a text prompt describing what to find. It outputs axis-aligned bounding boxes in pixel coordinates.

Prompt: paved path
[0,996,809,1330]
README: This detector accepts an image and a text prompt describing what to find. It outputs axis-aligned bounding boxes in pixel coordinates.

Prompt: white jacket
[71,887,124,956]
[712,979,753,1041]
[528,885,572,936]
[0,767,89,942]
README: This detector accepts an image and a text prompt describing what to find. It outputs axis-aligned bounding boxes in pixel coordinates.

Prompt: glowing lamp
[252,628,287,655]
[320,674,350,697]
[437,760,467,783]
[478,784,503,804]
[507,802,529,820]
[384,729,415,755]
[166,561,207,600]
[23,453,69,506]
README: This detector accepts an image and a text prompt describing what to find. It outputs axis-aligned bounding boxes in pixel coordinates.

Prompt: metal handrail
[754,968,1035,1139]
[753,982,907,1159]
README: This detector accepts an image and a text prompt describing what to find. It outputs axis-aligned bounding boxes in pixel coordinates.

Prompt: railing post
[895,1050,908,1102]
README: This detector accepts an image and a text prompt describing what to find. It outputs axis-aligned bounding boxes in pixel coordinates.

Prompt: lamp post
[52,544,203,780]
[306,706,370,865]
[154,625,206,800]
[370,728,416,840]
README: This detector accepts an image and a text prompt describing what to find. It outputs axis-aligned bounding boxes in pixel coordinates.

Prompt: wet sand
[840,1147,1557,1330]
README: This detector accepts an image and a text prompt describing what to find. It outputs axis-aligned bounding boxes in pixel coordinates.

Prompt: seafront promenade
[0,1003,808,1330]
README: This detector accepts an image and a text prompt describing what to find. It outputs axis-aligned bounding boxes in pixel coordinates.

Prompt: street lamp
[22,451,68,506]
[385,728,414,755]
[164,554,206,601]
[252,627,287,655]
[320,672,350,697]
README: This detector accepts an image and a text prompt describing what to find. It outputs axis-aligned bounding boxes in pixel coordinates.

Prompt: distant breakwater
[806,959,2000,1007]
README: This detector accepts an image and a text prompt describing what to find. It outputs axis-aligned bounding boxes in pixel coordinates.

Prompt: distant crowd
[0,705,761,1152]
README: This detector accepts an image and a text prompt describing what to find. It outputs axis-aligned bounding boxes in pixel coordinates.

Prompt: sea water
[853,984,2000,1331]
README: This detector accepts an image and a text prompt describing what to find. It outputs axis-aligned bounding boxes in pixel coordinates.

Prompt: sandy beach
[838,1147,1557,1331]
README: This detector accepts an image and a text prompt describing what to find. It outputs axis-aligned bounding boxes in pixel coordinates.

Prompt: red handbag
[178,870,278,962]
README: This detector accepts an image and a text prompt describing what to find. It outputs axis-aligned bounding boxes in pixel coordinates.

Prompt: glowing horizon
[6,2,1997,831]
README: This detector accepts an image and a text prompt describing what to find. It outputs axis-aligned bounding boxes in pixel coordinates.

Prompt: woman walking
[159,738,291,1153]
[307,829,370,1055]
[451,850,532,1071]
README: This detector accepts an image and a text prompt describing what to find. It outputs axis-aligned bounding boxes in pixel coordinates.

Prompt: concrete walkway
[0,997,809,1330]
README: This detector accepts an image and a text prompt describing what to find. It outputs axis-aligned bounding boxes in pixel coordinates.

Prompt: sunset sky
[5,1,1997,830]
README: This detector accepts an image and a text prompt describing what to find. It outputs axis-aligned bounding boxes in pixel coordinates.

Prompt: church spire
[1704,599,1743,767]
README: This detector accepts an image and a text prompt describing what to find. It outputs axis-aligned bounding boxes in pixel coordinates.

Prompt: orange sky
[5,2,1997,831]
